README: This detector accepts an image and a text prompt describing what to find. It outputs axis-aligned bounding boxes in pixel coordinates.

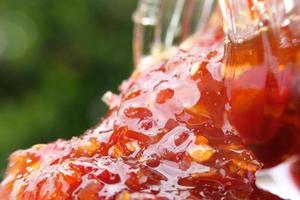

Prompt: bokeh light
[0,0,137,177]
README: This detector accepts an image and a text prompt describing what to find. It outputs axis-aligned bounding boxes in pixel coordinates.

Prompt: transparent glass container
[132,0,217,67]
[221,0,300,162]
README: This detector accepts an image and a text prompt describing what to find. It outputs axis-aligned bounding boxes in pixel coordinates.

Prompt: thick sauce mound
[0,30,281,199]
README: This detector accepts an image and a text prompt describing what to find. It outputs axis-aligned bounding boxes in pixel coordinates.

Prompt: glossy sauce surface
[0,28,281,199]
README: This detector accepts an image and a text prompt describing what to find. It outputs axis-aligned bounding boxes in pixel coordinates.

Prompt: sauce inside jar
[224,26,300,167]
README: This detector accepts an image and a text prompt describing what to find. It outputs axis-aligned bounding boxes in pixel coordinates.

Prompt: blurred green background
[0,0,137,178]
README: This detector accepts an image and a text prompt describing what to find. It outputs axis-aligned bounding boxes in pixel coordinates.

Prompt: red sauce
[0,28,282,199]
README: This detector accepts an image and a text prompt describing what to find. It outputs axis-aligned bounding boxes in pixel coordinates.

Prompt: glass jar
[220,0,300,167]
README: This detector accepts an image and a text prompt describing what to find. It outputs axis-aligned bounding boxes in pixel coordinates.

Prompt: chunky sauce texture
[0,28,282,199]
